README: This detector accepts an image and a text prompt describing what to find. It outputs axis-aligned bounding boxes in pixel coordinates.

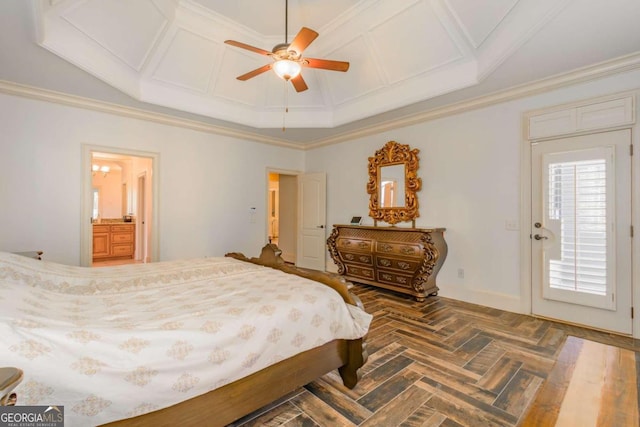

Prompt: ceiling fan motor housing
[272,43,300,61]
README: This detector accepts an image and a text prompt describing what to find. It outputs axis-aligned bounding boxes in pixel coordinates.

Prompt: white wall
[309,68,640,314]
[0,93,304,265]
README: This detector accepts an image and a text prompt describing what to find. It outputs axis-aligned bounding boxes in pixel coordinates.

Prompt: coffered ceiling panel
[368,1,463,84]
[33,0,634,132]
[151,29,219,93]
[191,0,360,36]
[324,35,385,106]
[61,0,167,71]
[447,0,518,48]
[213,49,265,105]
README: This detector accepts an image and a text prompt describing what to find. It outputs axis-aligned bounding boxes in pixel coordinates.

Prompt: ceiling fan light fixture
[273,59,301,81]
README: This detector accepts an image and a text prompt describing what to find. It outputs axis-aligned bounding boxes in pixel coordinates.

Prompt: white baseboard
[325,263,339,274]
[323,261,525,314]
[281,251,296,264]
[438,284,524,314]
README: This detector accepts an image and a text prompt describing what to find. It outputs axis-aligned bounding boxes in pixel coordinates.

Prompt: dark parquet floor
[230,284,640,427]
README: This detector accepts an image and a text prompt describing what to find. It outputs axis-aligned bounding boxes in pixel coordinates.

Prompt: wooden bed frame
[101,244,369,427]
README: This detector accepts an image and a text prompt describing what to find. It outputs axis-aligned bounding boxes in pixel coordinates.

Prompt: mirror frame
[367,141,421,225]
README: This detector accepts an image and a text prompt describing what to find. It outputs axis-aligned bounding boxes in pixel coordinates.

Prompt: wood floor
[230,284,640,427]
[522,336,640,426]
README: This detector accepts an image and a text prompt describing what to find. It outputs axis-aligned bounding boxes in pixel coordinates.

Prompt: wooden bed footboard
[102,244,368,427]
[225,244,369,388]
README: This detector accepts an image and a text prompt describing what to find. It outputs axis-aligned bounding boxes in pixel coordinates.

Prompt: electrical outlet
[457,268,464,279]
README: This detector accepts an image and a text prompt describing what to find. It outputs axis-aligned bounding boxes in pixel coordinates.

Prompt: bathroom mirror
[367,141,421,225]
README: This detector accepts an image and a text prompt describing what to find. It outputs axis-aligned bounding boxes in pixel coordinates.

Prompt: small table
[12,251,43,260]
[0,367,23,406]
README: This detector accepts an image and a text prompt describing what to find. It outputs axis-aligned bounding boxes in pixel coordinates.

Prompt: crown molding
[1,51,639,151]
[304,51,640,149]
[0,79,301,149]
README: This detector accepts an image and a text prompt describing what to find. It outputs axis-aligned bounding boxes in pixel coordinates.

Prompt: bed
[0,245,371,426]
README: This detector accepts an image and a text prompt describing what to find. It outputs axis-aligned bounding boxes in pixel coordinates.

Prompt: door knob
[534,234,548,240]
[317,225,324,229]
[534,222,542,228]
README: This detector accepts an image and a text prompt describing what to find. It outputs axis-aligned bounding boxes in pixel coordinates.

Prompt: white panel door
[531,129,632,334]
[296,172,326,271]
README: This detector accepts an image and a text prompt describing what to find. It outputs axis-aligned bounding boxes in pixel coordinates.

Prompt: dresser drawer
[377,271,413,288]
[375,241,422,258]
[337,238,372,252]
[341,252,373,266]
[112,232,133,243]
[93,224,110,233]
[375,256,421,272]
[111,244,134,257]
[111,225,134,232]
[345,265,374,280]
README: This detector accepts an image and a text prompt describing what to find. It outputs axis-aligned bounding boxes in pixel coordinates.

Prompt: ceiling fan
[224,0,349,92]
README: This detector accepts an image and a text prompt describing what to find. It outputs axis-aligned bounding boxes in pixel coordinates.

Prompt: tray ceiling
[35,0,572,129]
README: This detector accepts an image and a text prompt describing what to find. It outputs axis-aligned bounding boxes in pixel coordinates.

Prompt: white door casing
[81,144,159,266]
[296,172,327,271]
[531,130,632,334]
[137,173,147,263]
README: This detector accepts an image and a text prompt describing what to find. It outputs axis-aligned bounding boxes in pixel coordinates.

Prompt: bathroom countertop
[93,220,135,225]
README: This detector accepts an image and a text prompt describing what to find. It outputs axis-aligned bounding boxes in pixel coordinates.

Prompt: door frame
[137,172,147,263]
[520,91,639,337]
[265,167,300,256]
[81,144,160,266]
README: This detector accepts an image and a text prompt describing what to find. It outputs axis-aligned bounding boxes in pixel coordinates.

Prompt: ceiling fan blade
[224,40,271,56]
[288,27,319,55]
[304,58,350,72]
[236,64,272,81]
[290,74,308,92]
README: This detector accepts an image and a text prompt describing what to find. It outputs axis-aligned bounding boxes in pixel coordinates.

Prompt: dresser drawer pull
[379,243,393,252]
[381,273,393,281]
[379,259,391,267]
[358,242,369,249]
[400,246,416,255]
[397,276,408,284]
[344,254,355,261]
[398,262,411,270]
[359,256,371,263]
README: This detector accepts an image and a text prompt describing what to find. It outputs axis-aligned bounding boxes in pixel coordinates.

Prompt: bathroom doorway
[81,145,159,267]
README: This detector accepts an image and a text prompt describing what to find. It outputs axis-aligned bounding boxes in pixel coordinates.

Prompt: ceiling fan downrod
[284,0,288,44]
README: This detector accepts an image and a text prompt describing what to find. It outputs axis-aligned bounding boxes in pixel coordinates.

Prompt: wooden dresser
[93,223,135,261]
[327,225,447,301]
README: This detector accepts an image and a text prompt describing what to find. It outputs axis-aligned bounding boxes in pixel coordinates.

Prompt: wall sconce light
[92,164,110,177]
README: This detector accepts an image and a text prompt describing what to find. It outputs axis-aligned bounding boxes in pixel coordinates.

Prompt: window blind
[548,159,607,295]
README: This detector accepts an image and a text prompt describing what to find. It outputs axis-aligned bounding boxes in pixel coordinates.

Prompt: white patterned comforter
[0,252,372,426]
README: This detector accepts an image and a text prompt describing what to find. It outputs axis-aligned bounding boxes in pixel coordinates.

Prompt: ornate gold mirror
[367,141,421,225]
